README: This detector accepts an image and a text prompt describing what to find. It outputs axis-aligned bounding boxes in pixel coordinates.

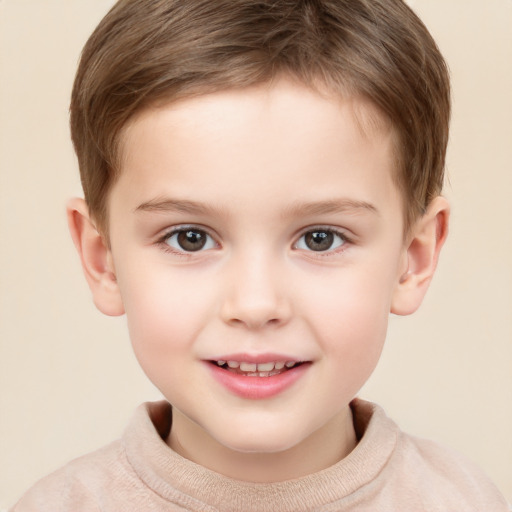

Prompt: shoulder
[351,399,509,511]
[380,412,508,510]
[401,433,507,505]
[10,440,131,512]
[10,401,173,512]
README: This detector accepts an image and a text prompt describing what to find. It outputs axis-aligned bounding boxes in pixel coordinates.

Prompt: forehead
[119,78,394,160]
[112,79,401,225]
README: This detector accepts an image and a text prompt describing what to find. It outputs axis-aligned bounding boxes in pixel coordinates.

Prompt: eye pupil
[305,231,334,251]
[177,230,207,251]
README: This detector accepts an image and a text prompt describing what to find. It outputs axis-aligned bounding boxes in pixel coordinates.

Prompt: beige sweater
[12,399,508,511]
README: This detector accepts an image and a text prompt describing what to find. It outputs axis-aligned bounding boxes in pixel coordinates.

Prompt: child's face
[107,79,408,470]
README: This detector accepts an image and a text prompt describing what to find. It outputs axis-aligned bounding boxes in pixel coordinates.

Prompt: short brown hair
[70,0,450,235]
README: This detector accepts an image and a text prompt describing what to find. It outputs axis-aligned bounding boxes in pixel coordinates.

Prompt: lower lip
[207,362,310,400]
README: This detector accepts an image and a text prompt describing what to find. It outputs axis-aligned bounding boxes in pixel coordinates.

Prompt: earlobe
[67,198,125,317]
[391,196,449,316]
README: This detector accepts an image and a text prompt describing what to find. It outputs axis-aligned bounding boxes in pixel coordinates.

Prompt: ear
[67,198,125,316]
[391,196,449,316]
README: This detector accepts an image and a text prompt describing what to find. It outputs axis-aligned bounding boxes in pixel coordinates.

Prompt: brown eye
[296,229,346,252]
[165,229,215,252]
[305,231,333,251]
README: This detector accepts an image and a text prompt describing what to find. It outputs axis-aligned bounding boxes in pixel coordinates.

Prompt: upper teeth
[216,361,296,372]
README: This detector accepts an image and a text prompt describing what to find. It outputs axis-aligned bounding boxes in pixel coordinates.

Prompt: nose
[219,252,292,330]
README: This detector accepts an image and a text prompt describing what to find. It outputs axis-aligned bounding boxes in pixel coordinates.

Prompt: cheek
[301,266,393,377]
[116,266,212,368]
[303,263,393,330]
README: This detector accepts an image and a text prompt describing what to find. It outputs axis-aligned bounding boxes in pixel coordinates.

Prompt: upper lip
[206,353,305,364]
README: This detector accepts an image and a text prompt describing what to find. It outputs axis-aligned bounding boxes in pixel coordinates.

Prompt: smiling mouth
[210,360,305,377]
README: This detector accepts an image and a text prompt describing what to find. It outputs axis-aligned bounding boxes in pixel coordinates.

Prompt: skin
[68,78,449,483]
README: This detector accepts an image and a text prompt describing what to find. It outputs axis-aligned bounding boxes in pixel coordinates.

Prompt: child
[12,0,509,510]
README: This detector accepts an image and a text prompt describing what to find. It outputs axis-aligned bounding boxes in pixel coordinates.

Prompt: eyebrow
[134,198,223,216]
[283,198,379,218]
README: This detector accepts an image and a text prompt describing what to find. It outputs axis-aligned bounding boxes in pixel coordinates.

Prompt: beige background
[1,0,511,507]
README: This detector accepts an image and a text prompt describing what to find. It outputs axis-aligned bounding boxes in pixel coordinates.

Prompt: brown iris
[304,230,334,251]
[177,230,208,251]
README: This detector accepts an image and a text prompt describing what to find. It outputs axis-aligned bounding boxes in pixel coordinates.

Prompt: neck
[167,406,357,483]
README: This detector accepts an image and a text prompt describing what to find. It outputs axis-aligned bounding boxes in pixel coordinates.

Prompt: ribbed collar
[123,398,398,512]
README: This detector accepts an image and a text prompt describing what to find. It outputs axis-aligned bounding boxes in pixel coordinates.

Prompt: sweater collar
[123,398,398,512]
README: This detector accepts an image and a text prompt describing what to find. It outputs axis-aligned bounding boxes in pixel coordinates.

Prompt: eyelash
[156,225,352,256]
